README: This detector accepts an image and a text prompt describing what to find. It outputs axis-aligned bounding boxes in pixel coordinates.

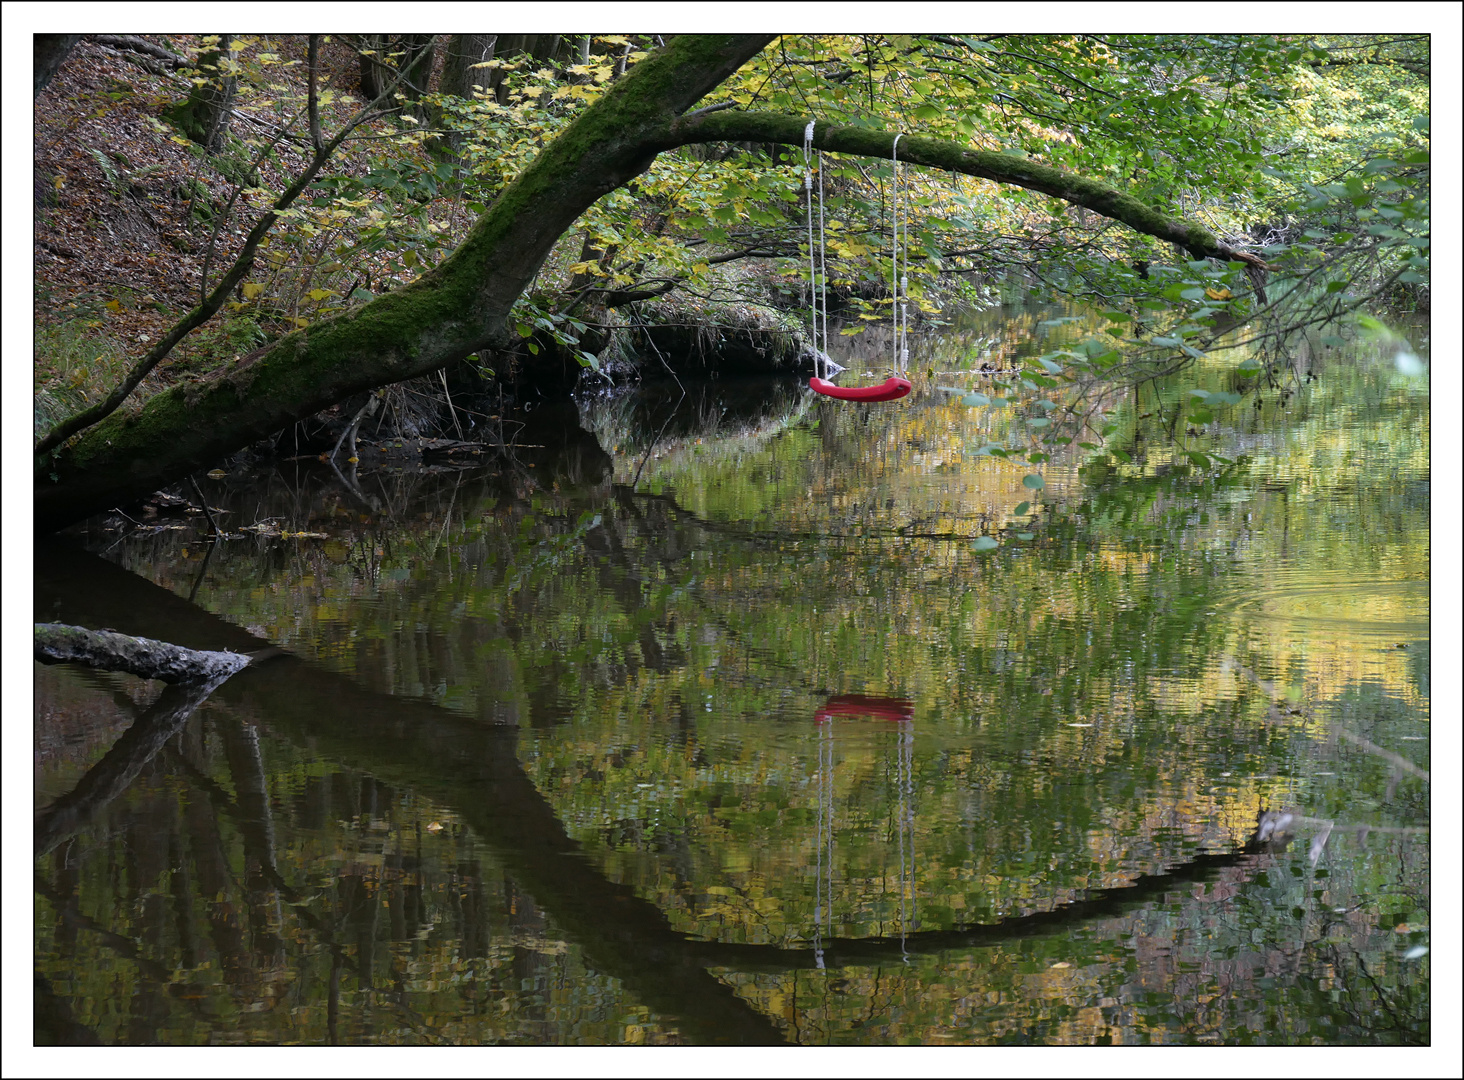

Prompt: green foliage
[33,287,143,435]
[175,312,268,375]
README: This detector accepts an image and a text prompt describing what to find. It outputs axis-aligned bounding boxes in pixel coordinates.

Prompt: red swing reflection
[810,693,918,966]
[813,693,915,723]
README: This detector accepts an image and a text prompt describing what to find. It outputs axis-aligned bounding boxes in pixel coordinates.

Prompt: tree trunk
[397,34,437,101]
[426,34,496,156]
[34,34,82,99]
[357,34,388,101]
[164,35,238,153]
[439,34,496,99]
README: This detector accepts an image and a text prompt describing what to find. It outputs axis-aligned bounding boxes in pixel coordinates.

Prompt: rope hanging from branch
[804,121,912,403]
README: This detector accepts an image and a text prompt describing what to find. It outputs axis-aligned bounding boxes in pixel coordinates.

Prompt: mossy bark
[672,112,1266,266]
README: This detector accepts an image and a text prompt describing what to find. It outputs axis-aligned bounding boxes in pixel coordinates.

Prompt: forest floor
[33,36,382,429]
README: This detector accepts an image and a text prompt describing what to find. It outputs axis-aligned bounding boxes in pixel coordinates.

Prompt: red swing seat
[808,376,912,402]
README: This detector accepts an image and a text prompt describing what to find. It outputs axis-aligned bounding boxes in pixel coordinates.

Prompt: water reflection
[34,304,1429,1046]
[811,696,917,969]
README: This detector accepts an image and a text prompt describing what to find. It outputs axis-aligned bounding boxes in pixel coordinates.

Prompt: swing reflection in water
[810,695,919,967]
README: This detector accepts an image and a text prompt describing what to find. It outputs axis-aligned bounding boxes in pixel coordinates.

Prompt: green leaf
[1016,533,1035,541]
[962,392,991,407]
[1014,501,1030,516]
[1022,474,1045,490]
[972,536,999,552]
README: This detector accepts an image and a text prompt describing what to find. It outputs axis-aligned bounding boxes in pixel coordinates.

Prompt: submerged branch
[34,622,252,684]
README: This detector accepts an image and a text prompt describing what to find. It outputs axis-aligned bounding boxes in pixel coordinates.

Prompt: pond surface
[33,305,1431,1046]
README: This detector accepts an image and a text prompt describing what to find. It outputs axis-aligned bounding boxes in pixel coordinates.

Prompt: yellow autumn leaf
[241,283,265,300]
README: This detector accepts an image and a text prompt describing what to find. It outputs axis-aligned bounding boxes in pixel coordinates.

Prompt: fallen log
[34,622,251,684]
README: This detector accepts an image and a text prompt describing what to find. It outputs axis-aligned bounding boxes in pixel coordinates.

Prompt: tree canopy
[31,32,1431,532]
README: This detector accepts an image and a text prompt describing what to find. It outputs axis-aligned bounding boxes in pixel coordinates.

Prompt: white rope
[891,133,909,378]
[802,120,823,379]
[817,149,829,371]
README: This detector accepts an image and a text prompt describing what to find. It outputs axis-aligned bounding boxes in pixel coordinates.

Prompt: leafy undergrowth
[34,36,405,418]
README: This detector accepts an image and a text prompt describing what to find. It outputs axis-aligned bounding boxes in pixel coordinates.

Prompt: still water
[33,306,1430,1046]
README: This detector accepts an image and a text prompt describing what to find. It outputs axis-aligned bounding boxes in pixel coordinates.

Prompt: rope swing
[805,122,912,403]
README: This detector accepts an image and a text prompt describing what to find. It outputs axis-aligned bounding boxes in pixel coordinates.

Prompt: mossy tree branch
[667,111,1271,269]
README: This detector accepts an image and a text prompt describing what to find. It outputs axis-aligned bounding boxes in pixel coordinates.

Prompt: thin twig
[188,474,221,538]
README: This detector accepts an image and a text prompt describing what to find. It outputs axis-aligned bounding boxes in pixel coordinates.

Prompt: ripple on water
[1208,572,1428,643]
